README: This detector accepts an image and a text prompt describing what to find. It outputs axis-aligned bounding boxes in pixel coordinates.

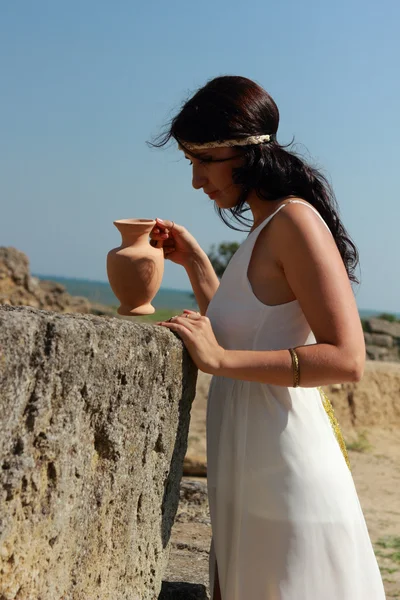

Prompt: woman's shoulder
[271,198,332,237]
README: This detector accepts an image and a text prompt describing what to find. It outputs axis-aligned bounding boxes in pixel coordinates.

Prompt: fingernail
[156,218,164,223]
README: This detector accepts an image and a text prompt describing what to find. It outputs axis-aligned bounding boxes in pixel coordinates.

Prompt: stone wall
[0,306,197,600]
[364,318,400,362]
[325,360,400,430]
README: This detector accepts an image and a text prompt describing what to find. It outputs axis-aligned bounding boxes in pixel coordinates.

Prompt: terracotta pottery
[106,219,164,315]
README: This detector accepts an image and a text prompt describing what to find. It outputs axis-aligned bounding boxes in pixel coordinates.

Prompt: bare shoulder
[276,199,331,234]
[266,198,364,354]
[268,199,337,265]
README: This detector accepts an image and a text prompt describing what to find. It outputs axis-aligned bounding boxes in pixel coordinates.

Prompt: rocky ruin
[0,246,114,317]
[364,318,400,362]
[0,305,197,600]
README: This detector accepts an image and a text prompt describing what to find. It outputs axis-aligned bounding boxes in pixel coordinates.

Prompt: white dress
[205,200,385,599]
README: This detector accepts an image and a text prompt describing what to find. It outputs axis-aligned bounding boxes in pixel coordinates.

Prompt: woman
[150,76,385,599]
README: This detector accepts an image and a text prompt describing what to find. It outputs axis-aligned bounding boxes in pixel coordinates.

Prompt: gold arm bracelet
[288,348,300,387]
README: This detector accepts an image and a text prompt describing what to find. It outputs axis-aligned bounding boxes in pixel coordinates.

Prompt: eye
[188,160,193,166]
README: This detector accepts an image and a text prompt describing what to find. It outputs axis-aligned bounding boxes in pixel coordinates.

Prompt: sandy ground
[175,370,400,599]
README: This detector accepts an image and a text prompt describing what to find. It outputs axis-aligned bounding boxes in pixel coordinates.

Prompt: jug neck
[113,219,155,248]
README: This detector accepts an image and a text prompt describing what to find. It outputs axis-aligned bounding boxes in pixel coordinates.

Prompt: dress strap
[284,200,332,234]
[249,199,332,238]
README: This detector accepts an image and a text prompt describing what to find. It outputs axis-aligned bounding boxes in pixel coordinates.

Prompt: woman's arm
[184,247,220,316]
[217,343,362,387]
[217,203,365,386]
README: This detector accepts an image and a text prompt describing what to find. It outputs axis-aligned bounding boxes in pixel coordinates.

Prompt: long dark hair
[149,75,359,284]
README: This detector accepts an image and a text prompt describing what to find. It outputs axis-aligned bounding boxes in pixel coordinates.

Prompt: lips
[205,190,219,198]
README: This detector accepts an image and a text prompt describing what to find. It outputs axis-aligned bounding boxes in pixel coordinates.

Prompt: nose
[191,164,208,190]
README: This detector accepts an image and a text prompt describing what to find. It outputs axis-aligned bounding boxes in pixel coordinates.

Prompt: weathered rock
[366,345,390,361]
[322,361,400,430]
[0,305,197,600]
[175,479,210,524]
[364,333,394,348]
[368,318,400,339]
[0,246,113,316]
[363,317,400,362]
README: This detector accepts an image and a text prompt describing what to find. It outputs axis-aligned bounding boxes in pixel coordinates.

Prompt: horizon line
[32,272,399,316]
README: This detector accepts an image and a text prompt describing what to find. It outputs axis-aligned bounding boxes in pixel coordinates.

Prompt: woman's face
[181,146,245,209]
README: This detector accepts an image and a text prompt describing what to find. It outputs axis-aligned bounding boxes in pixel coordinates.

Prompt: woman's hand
[150,218,202,267]
[156,309,225,374]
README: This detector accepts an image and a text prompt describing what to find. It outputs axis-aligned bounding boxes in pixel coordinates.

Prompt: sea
[33,274,399,319]
[33,274,199,311]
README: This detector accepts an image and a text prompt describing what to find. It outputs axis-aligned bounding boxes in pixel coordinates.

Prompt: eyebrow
[184,151,212,159]
[178,144,212,159]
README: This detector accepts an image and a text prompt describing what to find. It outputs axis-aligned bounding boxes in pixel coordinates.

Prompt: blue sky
[1,0,399,312]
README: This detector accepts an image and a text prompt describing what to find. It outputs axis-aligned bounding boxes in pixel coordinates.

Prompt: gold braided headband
[180,134,275,151]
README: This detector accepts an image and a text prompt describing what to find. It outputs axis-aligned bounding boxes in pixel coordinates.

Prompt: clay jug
[106,219,164,315]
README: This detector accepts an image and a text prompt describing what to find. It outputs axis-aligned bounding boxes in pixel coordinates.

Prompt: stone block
[0,305,197,600]
[368,318,400,339]
[369,333,394,348]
